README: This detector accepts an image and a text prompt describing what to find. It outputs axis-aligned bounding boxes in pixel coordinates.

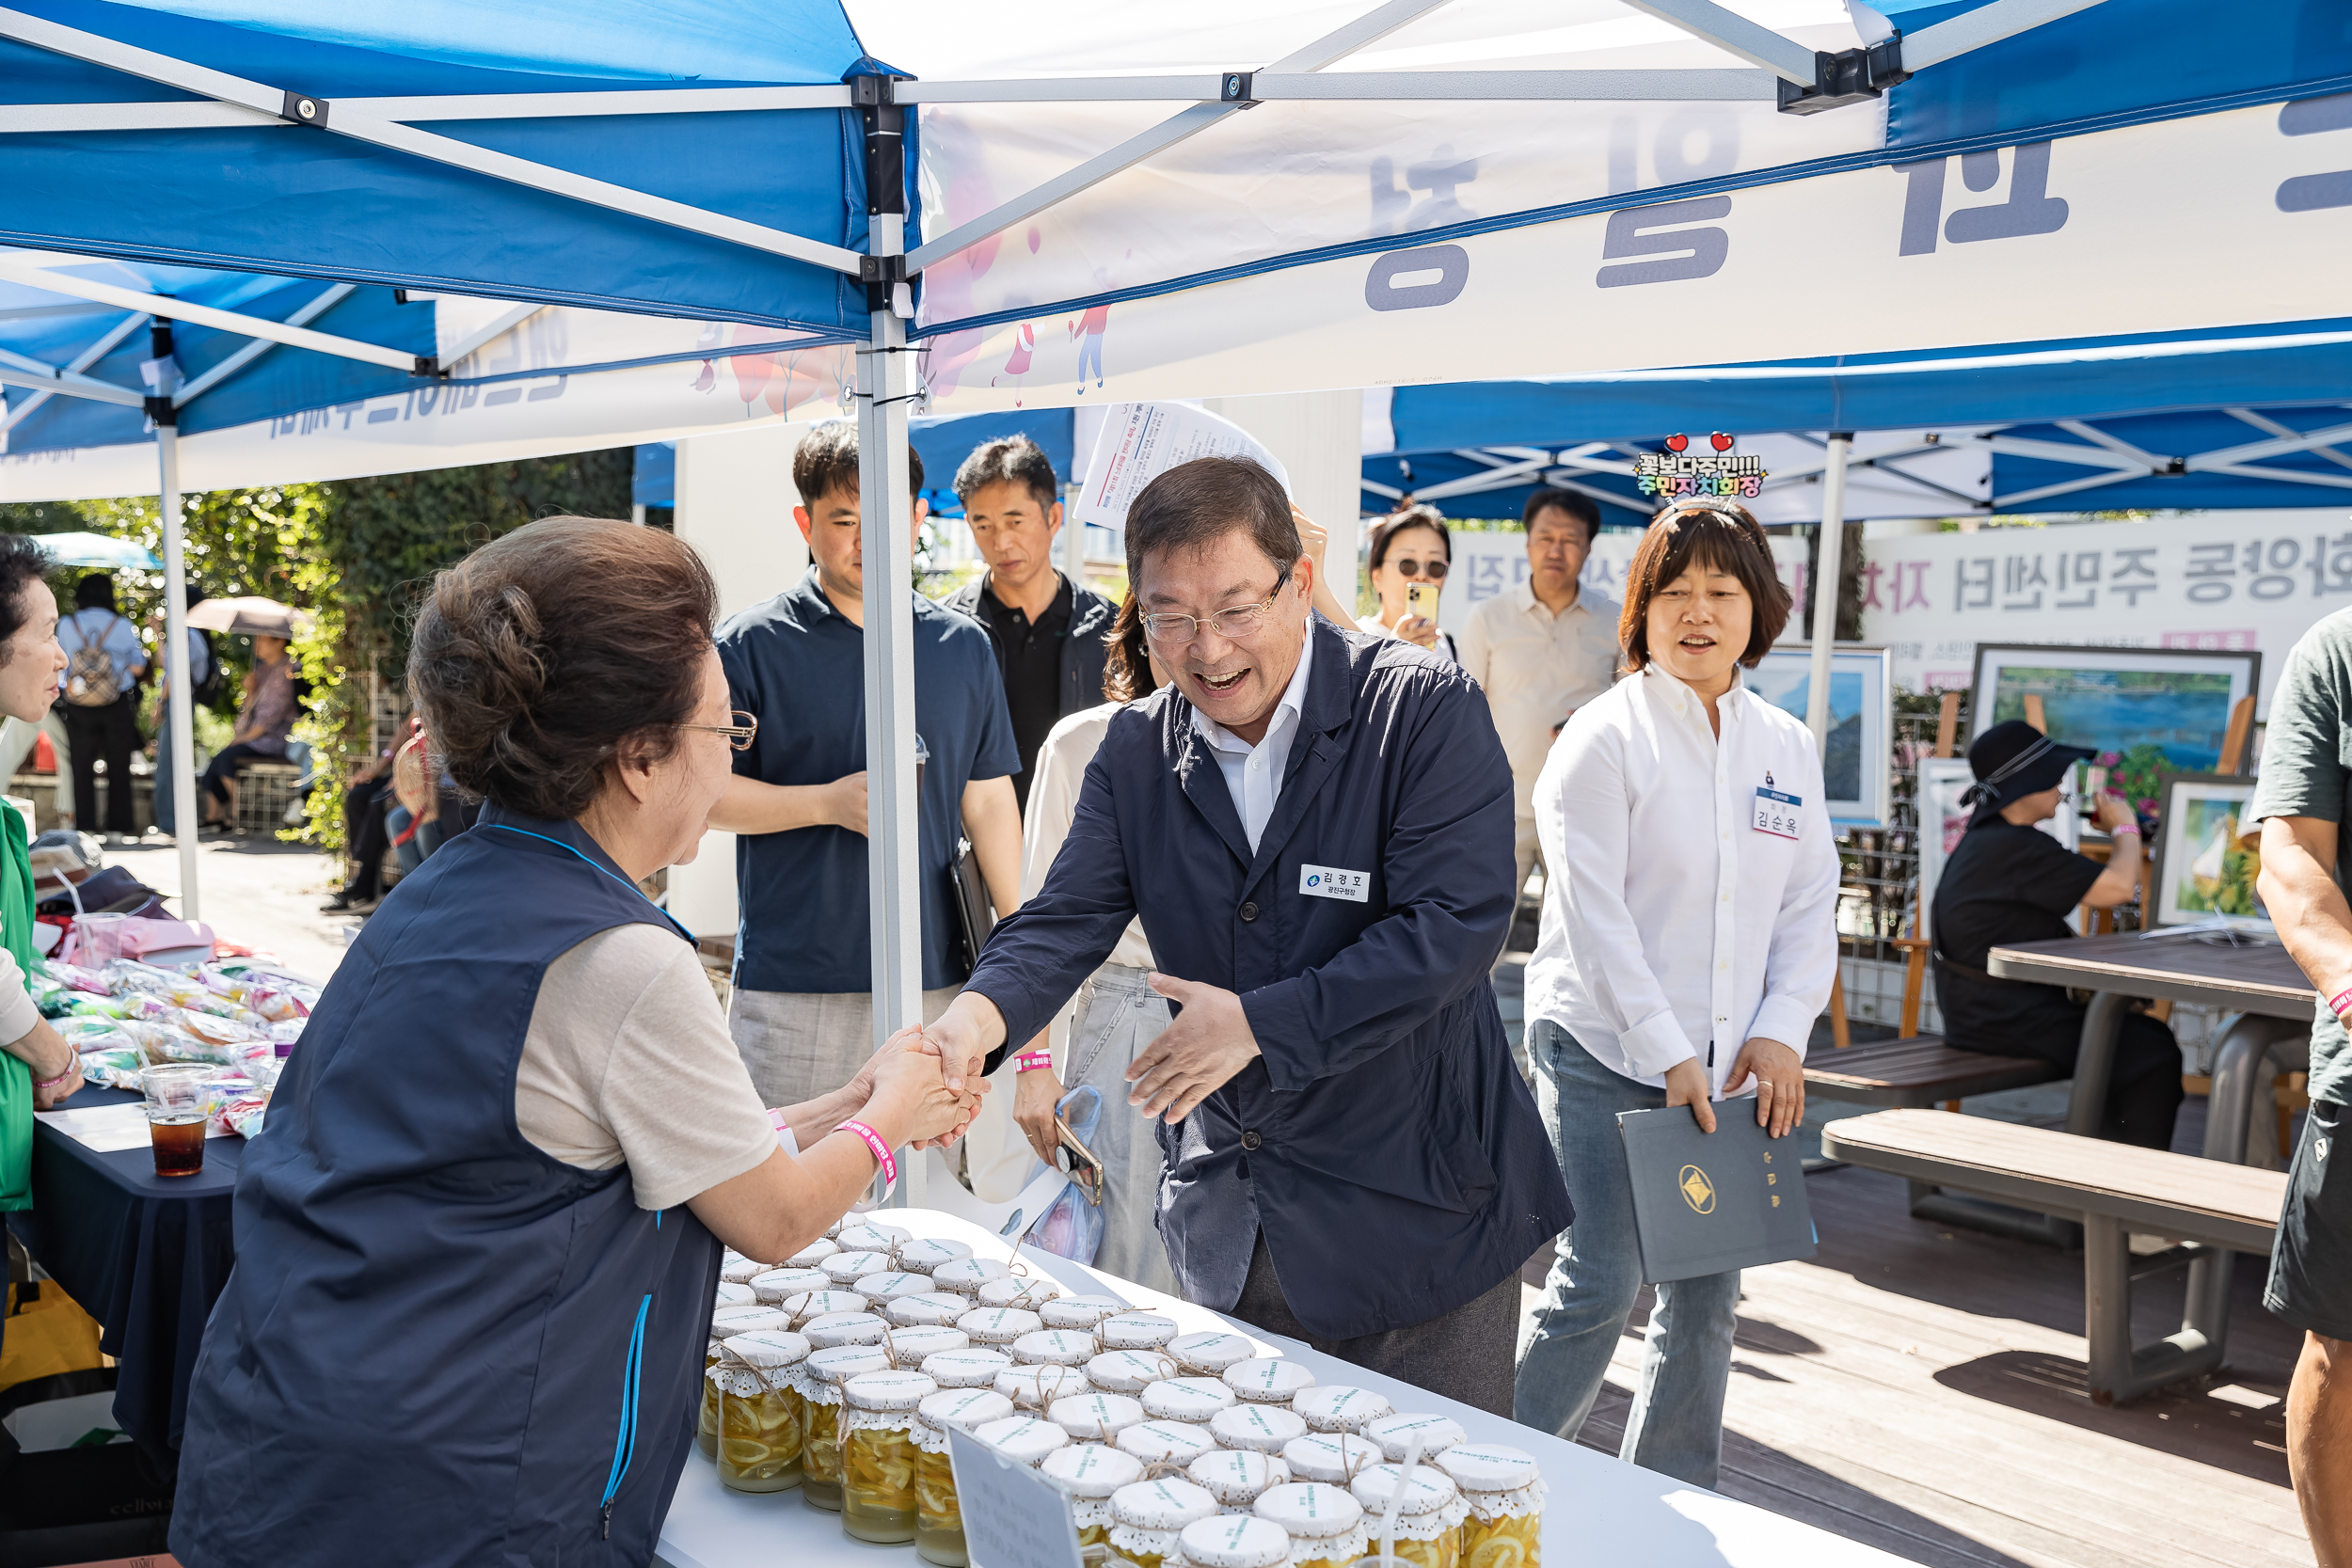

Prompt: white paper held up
[1071,403,1291,534]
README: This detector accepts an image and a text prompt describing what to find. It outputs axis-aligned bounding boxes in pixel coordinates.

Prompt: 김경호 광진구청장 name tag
[1616,1104,1815,1283]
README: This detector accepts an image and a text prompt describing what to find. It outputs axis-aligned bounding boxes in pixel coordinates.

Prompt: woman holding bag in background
[1513,499,1838,1488]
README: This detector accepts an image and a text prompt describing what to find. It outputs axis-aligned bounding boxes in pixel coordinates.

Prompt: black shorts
[2265,1098,2352,1342]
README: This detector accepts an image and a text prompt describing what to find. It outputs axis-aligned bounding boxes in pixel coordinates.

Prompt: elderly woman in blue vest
[173,517,975,1568]
[1513,500,1840,1488]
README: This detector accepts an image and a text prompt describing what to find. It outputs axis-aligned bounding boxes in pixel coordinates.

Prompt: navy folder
[1616,1103,1817,1283]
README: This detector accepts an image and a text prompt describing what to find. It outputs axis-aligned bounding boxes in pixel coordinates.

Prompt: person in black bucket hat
[1931,719,2185,1148]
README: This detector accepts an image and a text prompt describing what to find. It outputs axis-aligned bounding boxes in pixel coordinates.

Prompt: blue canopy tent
[1,0,2346,1103]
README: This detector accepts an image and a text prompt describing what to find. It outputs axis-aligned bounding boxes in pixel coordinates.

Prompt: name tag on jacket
[1298,864,1369,903]
[1753,786,1803,840]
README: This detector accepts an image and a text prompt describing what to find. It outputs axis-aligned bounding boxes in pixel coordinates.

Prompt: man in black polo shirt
[709,422,1023,1110]
[942,435,1117,811]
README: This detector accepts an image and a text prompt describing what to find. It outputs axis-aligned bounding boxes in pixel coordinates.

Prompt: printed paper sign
[1070,403,1291,532]
[948,1425,1086,1568]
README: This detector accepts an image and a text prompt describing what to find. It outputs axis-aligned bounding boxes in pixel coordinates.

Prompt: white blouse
[1525,665,1840,1095]
[1020,703,1155,1067]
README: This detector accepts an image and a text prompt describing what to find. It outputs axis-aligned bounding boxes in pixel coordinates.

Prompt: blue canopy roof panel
[0,0,890,330]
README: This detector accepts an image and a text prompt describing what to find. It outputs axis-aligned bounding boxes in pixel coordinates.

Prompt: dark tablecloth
[8,1084,242,1471]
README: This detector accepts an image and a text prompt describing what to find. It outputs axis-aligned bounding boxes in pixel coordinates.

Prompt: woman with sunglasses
[1357,503,1458,662]
[172,517,979,1568]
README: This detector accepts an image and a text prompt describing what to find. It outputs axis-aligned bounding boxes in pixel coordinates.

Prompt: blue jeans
[1513,1019,1741,1489]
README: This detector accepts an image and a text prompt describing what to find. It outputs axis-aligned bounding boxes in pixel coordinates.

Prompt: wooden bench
[1822,1108,2289,1405]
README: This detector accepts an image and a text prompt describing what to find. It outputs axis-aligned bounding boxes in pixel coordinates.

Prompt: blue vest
[173,806,721,1568]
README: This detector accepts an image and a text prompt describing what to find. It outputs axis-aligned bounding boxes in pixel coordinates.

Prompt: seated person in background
[198,633,297,831]
[1933,719,2182,1149]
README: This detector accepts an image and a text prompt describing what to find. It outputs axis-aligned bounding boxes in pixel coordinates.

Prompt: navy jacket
[968,616,1572,1338]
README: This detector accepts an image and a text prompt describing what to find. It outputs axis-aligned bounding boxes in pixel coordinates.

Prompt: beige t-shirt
[515,923,777,1212]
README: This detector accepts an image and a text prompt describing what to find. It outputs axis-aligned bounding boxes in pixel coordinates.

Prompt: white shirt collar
[1192,626,1315,756]
[1642,662,1744,721]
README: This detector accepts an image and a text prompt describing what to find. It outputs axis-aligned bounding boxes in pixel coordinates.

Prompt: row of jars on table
[700,1223,1543,1568]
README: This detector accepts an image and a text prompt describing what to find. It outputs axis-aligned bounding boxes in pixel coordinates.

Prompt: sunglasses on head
[1388,559,1448,579]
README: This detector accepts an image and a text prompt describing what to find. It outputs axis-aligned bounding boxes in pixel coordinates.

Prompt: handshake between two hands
[854,973,1272,1156]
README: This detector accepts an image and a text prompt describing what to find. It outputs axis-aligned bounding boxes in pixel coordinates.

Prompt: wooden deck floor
[1523,1155,2308,1568]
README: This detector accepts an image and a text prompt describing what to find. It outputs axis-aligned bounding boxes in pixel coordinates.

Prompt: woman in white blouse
[1511,499,1839,1488]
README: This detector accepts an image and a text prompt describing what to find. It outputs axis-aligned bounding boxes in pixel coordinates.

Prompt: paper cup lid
[720,1256,766,1284]
[934,1258,1012,1291]
[1280,1433,1381,1484]
[995,1364,1093,1407]
[1293,1385,1394,1432]
[834,1222,912,1253]
[856,1271,934,1302]
[1211,1402,1308,1453]
[920,1386,1015,1433]
[1347,1462,1458,1516]
[973,1414,1070,1465]
[880,1325,968,1361]
[1110,1476,1218,1530]
[1143,1378,1236,1422]
[1088,1349,1182,1393]
[889,1291,971,1326]
[708,1305,790,1338]
[1187,1448,1287,1505]
[980,1275,1067,1310]
[808,1344,893,1385]
[1253,1481,1363,1537]
[820,1250,894,1282]
[897,1237,974,1273]
[711,1280,755,1307]
[803,1310,888,1348]
[959,1307,1044,1343]
[845,1369,938,1412]
[1041,1293,1129,1329]
[1364,1413,1467,1465]
[1047,1392,1146,1440]
[781,1291,869,1326]
[787,1238,840,1268]
[1099,1312,1180,1349]
[717,1329,811,1370]
[1221,1357,1313,1402]
[1013,1329,1099,1366]
[1433,1442,1539,1493]
[1116,1419,1218,1465]
[1177,1513,1292,1568]
[1041,1441,1145,1497]
[921,1347,1012,1388]
[1168,1330,1256,1372]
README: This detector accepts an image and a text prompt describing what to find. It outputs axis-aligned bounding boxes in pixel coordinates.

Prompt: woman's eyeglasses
[682,710,759,751]
[1389,559,1448,579]
[1140,564,1295,645]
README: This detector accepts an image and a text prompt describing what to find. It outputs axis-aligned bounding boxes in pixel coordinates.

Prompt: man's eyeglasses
[1389,559,1448,579]
[1140,564,1295,645]
[682,710,759,751]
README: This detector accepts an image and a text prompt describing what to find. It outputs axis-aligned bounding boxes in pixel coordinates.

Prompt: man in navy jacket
[926,456,1569,1412]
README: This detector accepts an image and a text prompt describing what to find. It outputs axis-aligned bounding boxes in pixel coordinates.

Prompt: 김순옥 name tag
[1299,864,1369,903]
[1753,786,1802,840]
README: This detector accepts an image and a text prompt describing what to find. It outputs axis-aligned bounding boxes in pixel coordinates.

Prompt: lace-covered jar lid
[747,1267,827,1305]
[1048,1392,1147,1441]
[1363,1413,1465,1465]
[711,1281,755,1307]
[1168,1330,1257,1375]
[921,1347,1012,1389]
[777,1290,870,1328]
[995,1363,1093,1409]
[1253,1481,1362,1540]
[1143,1377,1237,1423]
[959,1307,1045,1347]
[854,1271,935,1306]
[970,1414,1070,1465]
[1211,1403,1307,1454]
[803,1310,889,1349]
[915,1386,1014,1453]
[1280,1433,1381,1485]
[894,1237,973,1275]
[1432,1442,1546,1522]
[1346,1462,1468,1541]
[1177,1513,1293,1568]
[819,1250,893,1285]
[979,1275,1066,1311]
[801,1343,893,1405]
[1293,1386,1394,1434]
[887,1291,972,1327]
[933,1257,1012,1295]
[1098,1311,1180,1350]
[1041,1441,1144,1498]
[1221,1357,1313,1404]
[1013,1328,1099,1368]
[1188,1447,1289,1507]
[785,1237,839,1268]
[834,1222,912,1254]
[1089,1349,1182,1394]
[720,1255,766,1285]
[877,1324,968,1363]
[1116,1419,1218,1465]
[1041,1293,1128,1330]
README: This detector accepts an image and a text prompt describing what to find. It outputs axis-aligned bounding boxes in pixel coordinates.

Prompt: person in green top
[0,537,88,1196]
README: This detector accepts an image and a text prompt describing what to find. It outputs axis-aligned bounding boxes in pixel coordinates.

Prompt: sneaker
[319,889,380,914]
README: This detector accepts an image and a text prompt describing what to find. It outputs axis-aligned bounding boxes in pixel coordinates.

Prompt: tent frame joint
[278,90,327,127]
[1779,35,1909,115]
[143,394,175,428]
[1220,71,1258,107]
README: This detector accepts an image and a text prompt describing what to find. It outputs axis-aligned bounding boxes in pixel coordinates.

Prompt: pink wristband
[1015,1051,1054,1073]
[835,1118,897,1197]
[2330,989,2352,1022]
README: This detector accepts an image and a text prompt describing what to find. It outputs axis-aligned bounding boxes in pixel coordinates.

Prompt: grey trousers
[1064,965,1179,1297]
[726,985,961,1110]
[1229,1231,1522,1417]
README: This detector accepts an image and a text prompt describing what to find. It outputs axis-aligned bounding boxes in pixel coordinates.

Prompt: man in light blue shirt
[60,574,146,838]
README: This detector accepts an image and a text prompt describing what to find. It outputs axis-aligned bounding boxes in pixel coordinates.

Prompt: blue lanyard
[481,823,692,942]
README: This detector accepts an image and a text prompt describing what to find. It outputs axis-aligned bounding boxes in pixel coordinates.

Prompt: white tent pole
[1804,432,1851,754]
[152,330,199,922]
[857,78,923,1207]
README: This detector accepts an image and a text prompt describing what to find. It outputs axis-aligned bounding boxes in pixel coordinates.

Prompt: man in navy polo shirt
[710,422,1024,1110]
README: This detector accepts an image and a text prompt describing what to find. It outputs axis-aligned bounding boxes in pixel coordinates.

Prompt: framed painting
[2148,772,2269,932]
[1748,645,1893,826]
[1965,647,2263,817]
